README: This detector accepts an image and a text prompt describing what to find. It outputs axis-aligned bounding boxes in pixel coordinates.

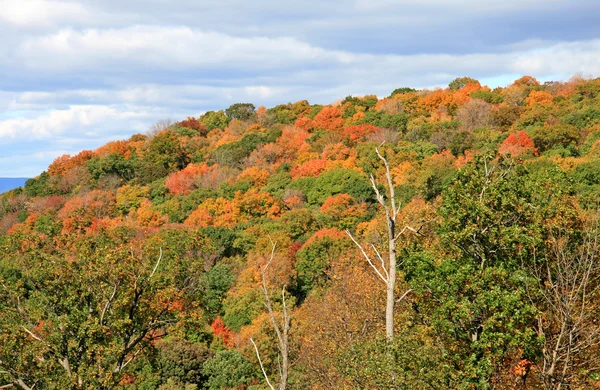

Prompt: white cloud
[0,0,90,27]
[0,105,145,140]
[17,26,333,71]
[13,24,600,84]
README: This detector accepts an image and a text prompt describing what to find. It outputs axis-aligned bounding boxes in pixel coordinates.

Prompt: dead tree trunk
[251,240,291,390]
[346,142,417,344]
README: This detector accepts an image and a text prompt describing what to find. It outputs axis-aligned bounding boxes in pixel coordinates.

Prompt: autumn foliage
[3,75,600,389]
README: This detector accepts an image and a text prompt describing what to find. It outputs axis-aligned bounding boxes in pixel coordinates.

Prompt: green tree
[406,156,546,388]
[225,103,256,121]
[448,76,479,90]
[202,350,256,390]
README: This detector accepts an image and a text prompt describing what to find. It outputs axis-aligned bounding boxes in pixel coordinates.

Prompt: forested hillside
[2,75,600,389]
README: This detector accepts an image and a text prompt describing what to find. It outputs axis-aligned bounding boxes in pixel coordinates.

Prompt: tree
[534,218,600,388]
[251,239,292,390]
[449,76,480,91]
[345,143,421,345]
[456,99,491,131]
[406,156,567,387]
[148,119,175,139]
[390,87,417,97]
[225,103,256,121]
[498,131,537,157]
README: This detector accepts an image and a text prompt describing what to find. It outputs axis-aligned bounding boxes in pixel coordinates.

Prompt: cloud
[17,26,331,72]
[0,0,90,27]
[0,105,146,141]
[1,0,599,177]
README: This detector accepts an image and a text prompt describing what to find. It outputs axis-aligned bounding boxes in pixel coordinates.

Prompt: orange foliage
[291,159,327,178]
[418,89,457,112]
[164,163,211,196]
[184,206,214,228]
[294,116,314,132]
[513,75,540,87]
[320,194,367,219]
[234,189,281,219]
[95,140,130,158]
[526,90,553,106]
[321,142,356,162]
[390,161,413,186]
[312,106,345,131]
[131,200,168,227]
[238,166,270,187]
[58,190,116,235]
[48,150,94,176]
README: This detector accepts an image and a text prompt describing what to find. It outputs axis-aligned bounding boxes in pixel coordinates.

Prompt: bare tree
[345,142,420,343]
[147,119,175,139]
[456,99,491,132]
[251,240,291,390]
[535,221,600,389]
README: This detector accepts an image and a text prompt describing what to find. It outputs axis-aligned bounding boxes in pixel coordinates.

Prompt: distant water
[0,178,28,193]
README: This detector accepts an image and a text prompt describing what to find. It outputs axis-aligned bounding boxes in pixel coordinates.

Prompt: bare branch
[100,283,118,326]
[251,337,276,390]
[148,247,163,280]
[375,142,397,219]
[345,230,388,284]
[396,289,413,303]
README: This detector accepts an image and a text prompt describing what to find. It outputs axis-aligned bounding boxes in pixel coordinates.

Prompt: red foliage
[211,316,233,346]
[177,116,208,136]
[498,131,538,157]
[342,124,381,142]
[304,228,347,247]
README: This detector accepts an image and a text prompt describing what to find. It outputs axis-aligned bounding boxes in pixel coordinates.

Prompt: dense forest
[2,75,600,389]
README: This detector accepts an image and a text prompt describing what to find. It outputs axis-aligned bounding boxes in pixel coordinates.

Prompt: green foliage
[304,168,372,205]
[448,76,479,90]
[157,339,211,386]
[470,89,503,104]
[337,332,449,389]
[202,263,235,319]
[262,170,292,198]
[199,110,229,131]
[87,153,135,181]
[281,208,319,240]
[24,171,55,197]
[202,350,256,390]
[225,103,256,121]
[359,110,408,132]
[137,130,190,183]
[570,158,600,206]
[562,107,600,129]
[211,132,273,168]
[295,233,349,297]
[530,123,579,152]
[406,156,579,387]
[390,87,417,96]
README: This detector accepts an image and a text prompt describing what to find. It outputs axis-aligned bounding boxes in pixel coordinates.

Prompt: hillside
[2,75,600,389]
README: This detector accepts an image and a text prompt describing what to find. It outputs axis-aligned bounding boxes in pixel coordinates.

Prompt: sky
[1,0,600,177]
